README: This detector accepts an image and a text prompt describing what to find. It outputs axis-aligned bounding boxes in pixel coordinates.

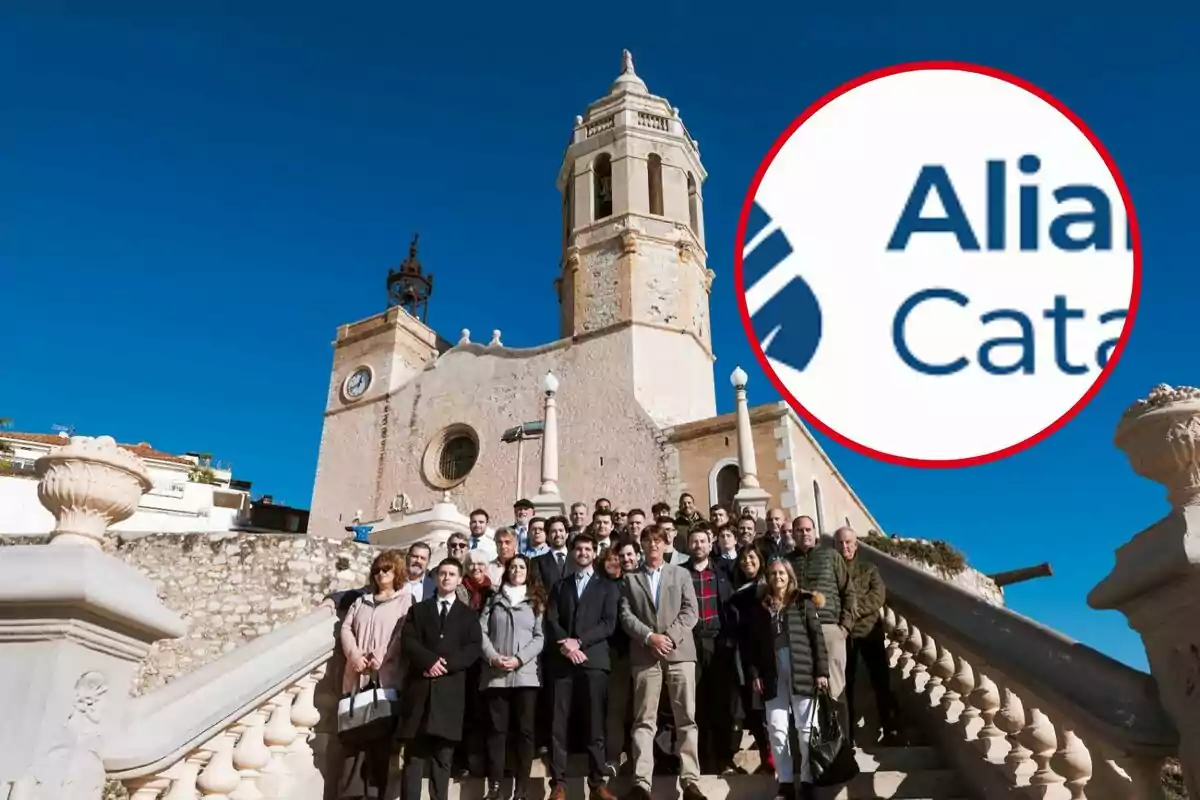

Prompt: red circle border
[732,60,1144,470]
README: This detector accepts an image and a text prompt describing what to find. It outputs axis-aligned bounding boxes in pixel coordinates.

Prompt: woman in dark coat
[396,558,483,800]
[740,558,829,800]
[729,545,773,775]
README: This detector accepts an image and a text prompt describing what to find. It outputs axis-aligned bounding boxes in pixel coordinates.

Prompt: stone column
[0,435,186,796]
[1089,384,1200,797]
[532,371,567,518]
[730,366,770,521]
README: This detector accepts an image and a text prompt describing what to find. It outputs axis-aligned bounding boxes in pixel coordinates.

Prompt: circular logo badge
[735,62,1141,467]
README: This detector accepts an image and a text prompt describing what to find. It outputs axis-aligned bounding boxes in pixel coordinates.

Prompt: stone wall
[0,532,382,695]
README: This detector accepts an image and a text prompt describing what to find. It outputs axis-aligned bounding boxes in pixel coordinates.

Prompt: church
[307,51,884,540]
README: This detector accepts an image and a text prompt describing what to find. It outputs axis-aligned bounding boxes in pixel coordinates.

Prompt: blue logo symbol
[744,202,823,372]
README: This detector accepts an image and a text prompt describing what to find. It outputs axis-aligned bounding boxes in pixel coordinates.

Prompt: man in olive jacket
[787,516,857,700]
[835,526,899,742]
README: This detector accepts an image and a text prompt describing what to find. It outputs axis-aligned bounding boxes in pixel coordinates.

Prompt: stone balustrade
[879,603,1172,799]
[114,664,327,800]
[849,531,1180,799]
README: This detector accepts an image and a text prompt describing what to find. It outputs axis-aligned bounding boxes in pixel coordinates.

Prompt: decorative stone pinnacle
[621,49,635,75]
[458,328,471,345]
[610,49,647,94]
[1115,384,1200,509]
[1121,384,1200,419]
[35,435,153,547]
[489,330,503,346]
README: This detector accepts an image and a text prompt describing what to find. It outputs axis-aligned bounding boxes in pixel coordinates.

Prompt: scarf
[501,583,527,606]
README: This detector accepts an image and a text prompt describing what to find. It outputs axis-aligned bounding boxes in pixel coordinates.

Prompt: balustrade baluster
[260,689,300,798]
[288,671,324,783]
[884,610,906,670]
[968,673,1007,761]
[162,751,208,800]
[128,777,171,799]
[1051,726,1092,800]
[931,643,958,718]
[196,731,241,799]
[902,622,925,686]
[950,655,978,738]
[230,712,270,799]
[996,686,1034,786]
[1019,708,1069,799]
[916,632,940,699]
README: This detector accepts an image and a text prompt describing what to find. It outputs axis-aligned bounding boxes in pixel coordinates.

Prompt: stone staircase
[390,728,970,800]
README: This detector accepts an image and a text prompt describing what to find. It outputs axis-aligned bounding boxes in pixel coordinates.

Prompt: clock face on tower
[344,366,372,401]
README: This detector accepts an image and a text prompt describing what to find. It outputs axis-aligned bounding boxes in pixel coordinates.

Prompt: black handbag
[807,690,860,787]
[336,671,399,748]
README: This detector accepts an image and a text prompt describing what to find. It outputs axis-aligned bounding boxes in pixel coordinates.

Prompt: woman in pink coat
[338,549,413,798]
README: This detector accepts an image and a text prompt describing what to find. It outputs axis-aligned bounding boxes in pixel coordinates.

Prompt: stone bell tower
[555,50,717,427]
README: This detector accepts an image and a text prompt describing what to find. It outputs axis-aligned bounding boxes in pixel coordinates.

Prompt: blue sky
[2,3,1196,669]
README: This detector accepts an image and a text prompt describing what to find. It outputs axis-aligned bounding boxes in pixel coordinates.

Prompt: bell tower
[556,50,716,427]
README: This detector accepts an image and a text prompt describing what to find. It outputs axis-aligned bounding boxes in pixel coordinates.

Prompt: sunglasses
[449,542,468,550]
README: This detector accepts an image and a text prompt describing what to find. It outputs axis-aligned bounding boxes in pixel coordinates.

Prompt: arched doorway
[716,464,741,510]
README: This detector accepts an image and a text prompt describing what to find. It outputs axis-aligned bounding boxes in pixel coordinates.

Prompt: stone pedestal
[732,485,771,524]
[1088,384,1200,798]
[531,493,567,519]
[0,436,186,796]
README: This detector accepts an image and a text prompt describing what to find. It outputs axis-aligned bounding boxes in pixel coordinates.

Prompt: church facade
[308,52,885,540]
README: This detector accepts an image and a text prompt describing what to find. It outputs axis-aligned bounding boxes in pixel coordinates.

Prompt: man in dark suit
[533,514,573,751]
[534,515,573,588]
[396,558,482,800]
[545,533,619,800]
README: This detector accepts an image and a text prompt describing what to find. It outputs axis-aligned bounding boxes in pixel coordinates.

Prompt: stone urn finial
[34,435,153,548]
[1115,384,1200,508]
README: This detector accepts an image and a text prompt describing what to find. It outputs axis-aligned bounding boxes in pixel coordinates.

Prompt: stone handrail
[103,607,336,798]
[858,545,1178,798]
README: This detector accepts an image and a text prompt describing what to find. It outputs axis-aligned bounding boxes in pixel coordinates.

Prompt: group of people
[327,493,898,800]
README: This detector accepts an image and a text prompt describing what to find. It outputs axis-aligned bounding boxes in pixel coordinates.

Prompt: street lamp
[501,421,544,501]
[730,366,748,389]
[543,371,560,395]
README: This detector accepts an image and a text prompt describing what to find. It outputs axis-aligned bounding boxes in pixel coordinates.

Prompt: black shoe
[774,782,793,800]
[799,783,816,800]
[484,780,502,800]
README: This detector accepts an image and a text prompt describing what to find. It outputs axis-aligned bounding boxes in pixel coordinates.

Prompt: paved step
[390,768,965,800]
[406,745,947,781]
[733,745,945,778]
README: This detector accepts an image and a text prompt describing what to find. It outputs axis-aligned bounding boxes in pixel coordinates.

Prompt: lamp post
[531,371,567,517]
[730,366,771,522]
[501,420,544,502]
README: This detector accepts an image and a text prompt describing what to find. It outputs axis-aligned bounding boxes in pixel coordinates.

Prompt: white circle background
[746,68,1135,462]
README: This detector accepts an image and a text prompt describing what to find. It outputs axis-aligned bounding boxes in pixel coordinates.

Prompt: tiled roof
[0,432,195,466]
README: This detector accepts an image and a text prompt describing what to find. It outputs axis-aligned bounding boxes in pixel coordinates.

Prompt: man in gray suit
[618,524,705,800]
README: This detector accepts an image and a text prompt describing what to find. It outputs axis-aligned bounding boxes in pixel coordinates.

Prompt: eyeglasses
[372,566,394,574]
[449,542,468,550]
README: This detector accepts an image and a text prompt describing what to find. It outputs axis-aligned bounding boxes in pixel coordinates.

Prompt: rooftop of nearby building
[0,430,197,466]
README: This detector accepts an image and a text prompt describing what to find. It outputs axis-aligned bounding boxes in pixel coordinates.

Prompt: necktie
[439,600,450,629]
[556,552,565,571]
[577,573,588,598]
